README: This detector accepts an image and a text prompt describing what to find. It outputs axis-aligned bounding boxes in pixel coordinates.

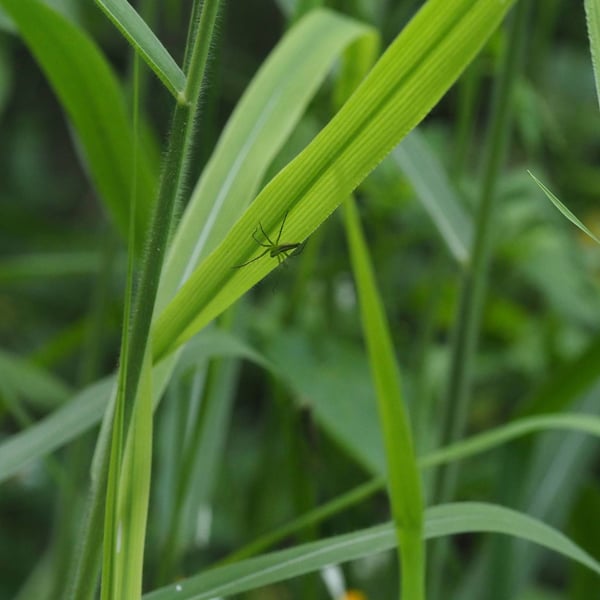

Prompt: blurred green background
[0,0,599,598]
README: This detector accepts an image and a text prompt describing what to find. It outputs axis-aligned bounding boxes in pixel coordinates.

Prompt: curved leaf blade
[0,0,157,252]
[143,502,600,599]
[95,0,185,97]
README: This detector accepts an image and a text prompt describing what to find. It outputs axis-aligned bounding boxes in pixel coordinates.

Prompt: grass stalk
[430,0,531,594]
[69,1,222,597]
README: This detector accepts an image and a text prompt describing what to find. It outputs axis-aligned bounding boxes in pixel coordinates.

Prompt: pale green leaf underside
[143,502,600,599]
[393,130,473,263]
[529,170,600,245]
[585,0,600,111]
[95,0,185,97]
[152,0,518,359]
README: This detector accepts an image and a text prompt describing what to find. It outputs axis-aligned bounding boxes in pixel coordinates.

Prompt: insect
[234,211,304,268]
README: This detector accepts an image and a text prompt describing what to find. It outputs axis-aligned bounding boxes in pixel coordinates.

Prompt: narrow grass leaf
[152,0,518,359]
[585,0,600,111]
[217,413,600,563]
[529,170,600,245]
[0,377,113,483]
[95,0,185,97]
[420,413,600,470]
[0,0,157,253]
[143,502,600,599]
[393,129,473,264]
[344,196,424,598]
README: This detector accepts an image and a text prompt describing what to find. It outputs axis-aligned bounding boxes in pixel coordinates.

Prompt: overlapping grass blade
[152,0,518,359]
[344,196,424,599]
[156,9,377,312]
[142,502,600,600]
[0,0,157,253]
[95,0,185,97]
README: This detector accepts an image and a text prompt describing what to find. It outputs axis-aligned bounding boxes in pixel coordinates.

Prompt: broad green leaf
[529,170,600,245]
[152,0,518,360]
[585,0,600,111]
[393,129,473,263]
[266,330,384,473]
[0,0,157,253]
[156,9,377,314]
[95,0,185,97]
[143,502,600,599]
[344,196,424,598]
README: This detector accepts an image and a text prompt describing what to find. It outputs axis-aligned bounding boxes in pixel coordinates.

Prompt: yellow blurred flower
[342,592,368,600]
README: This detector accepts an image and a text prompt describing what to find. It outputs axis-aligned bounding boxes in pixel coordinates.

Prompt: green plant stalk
[122,0,220,435]
[70,2,222,597]
[344,197,424,600]
[453,59,481,176]
[431,0,530,594]
[101,52,141,600]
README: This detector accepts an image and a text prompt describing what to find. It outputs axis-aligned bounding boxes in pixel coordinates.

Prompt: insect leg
[258,222,275,247]
[233,248,270,268]
[276,210,289,245]
[253,229,271,248]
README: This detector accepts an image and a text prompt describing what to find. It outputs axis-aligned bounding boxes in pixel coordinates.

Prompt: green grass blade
[0,0,157,254]
[0,325,276,486]
[585,0,600,111]
[95,0,185,97]
[393,129,473,264]
[0,377,113,484]
[344,196,424,599]
[529,170,600,245]
[420,414,600,470]
[142,503,600,599]
[156,9,377,313]
[214,413,600,563]
[152,0,517,359]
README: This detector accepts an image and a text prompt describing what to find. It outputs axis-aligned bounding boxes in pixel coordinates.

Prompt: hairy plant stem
[430,0,531,596]
[68,1,222,597]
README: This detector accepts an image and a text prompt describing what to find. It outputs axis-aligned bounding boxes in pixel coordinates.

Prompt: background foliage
[0,0,598,598]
